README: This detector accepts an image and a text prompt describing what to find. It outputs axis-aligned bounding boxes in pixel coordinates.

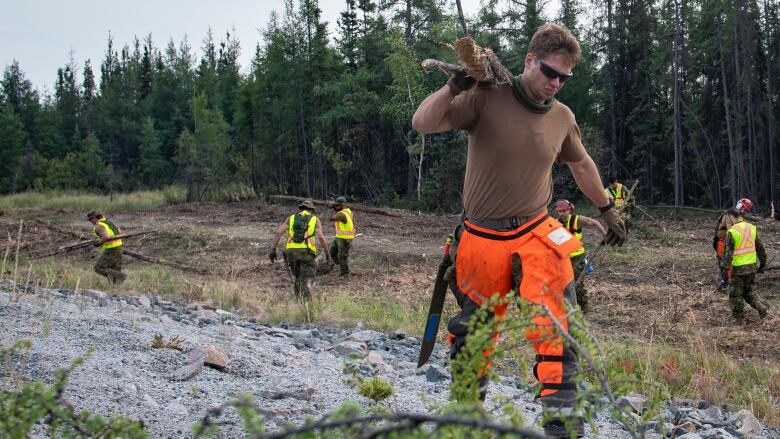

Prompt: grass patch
[600,339,780,425]
[0,187,186,214]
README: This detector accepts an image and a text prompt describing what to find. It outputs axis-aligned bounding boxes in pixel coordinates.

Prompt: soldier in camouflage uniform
[720,213,769,323]
[553,199,606,313]
[87,210,126,285]
[268,200,330,300]
[328,196,355,276]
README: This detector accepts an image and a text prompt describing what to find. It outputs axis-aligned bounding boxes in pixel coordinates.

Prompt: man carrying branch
[87,210,126,285]
[412,24,626,438]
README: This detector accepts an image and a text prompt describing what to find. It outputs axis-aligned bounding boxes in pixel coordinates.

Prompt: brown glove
[601,208,627,246]
[447,70,476,95]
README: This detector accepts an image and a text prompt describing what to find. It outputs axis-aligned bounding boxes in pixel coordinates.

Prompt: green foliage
[0,105,27,193]
[358,376,395,403]
[0,340,147,438]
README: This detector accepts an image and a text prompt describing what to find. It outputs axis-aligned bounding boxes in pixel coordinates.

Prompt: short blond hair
[527,23,581,65]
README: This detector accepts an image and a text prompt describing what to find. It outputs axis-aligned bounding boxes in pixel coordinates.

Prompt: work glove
[711,235,719,252]
[758,264,765,274]
[447,70,476,95]
[92,239,102,247]
[268,249,277,263]
[601,208,627,246]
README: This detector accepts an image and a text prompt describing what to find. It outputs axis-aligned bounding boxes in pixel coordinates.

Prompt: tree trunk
[766,0,778,209]
[717,15,738,205]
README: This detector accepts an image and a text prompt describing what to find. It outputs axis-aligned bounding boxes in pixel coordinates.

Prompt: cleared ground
[1,200,778,362]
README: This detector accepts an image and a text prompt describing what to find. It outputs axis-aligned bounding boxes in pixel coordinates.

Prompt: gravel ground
[1,282,775,439]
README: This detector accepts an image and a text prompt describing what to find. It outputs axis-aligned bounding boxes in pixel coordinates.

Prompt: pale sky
[0,0,565,92]
[0,0,474,91]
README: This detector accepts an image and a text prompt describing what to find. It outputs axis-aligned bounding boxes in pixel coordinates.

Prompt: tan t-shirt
[446,80,587,219]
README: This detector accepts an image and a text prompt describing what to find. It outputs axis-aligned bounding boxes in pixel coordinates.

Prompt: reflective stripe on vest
[728,221,757,266]
[607,184,625,205]
[93,219,122,251]
[335,208,355,240]
[286,212,318,253]
[565,215,585,257]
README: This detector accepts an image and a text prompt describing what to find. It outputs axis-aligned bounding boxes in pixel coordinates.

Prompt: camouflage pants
[329,238,352,275]
[570,254,588,313]
[286,249,316,300]
[728,274,761,318]
[94,247,123,284]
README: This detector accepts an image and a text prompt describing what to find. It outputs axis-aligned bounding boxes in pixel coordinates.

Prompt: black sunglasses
[537,58,574,83]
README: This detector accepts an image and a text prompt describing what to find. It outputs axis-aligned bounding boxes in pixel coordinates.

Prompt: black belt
[536,353,577,363]
[462,214,549,240]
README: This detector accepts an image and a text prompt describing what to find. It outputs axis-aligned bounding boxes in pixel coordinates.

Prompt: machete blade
[417,257,451,368]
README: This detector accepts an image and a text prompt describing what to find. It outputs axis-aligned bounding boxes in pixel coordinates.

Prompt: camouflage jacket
[721,232,767,276]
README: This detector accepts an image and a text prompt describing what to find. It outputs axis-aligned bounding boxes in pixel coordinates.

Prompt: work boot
[339,270,350,276]
[757,303,768,319]
[543,416,585,438]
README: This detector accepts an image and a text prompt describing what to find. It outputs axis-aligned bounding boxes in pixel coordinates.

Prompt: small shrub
[358,376,394,403]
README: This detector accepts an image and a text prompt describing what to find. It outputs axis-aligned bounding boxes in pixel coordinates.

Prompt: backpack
[290,213,312,243]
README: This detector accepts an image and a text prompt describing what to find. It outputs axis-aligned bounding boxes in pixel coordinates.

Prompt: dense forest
[1,0,779,212]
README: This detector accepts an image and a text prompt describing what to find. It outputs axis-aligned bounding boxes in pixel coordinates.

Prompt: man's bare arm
[315,219,329,259]
[412,86,456,134]
[567,155,611,208]
[270,219,290,250]
[580,216,607,237]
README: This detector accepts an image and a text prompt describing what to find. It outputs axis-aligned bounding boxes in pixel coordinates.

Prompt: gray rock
[168,348,207,381]
[688,406,723,428]
[138,295,151,308]
[98,297,108,307]
[676,434,703,439]
[215,309,234,319]
[348,330,385,343]
[327,340,368,358]
[675,421,698,437]
[165,402,188,416]
[261,380,316,401]
[122,383,137,395]
[195,309,219,323]
[261,327,293,338]
[142,393,159,408]
[698,428,736,439]
[617,393,649,414]
[726,409,762,438]
[160,315,174,325]
[417,364,450,382]
[83,289,107,300]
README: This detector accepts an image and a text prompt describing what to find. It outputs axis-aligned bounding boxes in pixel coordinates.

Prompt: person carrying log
[412,23,626,438]
[87,210,126,284]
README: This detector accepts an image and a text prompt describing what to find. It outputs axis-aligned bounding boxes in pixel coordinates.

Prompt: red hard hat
[554,199,574,212]
[736,198,753,213]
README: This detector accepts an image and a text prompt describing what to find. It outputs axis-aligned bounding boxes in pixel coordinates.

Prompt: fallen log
[271,195,404,218]
[122,249,211,275]
[59,230,158,252]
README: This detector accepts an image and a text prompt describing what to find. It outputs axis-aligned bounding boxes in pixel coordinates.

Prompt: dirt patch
[1,202,778,362]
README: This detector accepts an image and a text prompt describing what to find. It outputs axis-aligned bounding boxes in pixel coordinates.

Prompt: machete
[417,235,453,368]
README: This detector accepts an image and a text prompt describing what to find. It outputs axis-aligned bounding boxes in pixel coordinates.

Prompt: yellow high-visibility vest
[605,183,626,206]
[335,208,355,240]
[728,221,757,267]
[565,215,585,257]
[93,219,122,251]
[286,212,318,253]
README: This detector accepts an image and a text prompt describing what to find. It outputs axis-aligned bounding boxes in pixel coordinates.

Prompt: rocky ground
[1,281,777,438]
